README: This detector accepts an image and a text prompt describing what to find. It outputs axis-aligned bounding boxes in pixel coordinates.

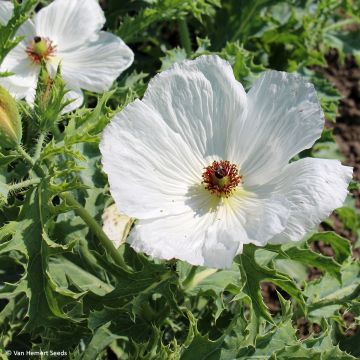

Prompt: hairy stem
[33,132,47,162]
[178,18,192,56]
[323,18,360,31]
[16,144,46,178]
[9,178,41,193]
[59,192,129,269]
[16,144,35,166]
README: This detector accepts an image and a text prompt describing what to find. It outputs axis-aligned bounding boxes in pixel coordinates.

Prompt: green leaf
[272,243,342,282]
[47,256,114,297]
[181,312,225,360]
[336,207,359,234]
[305,262,360,319]
[237,320,297,359]
[82,323,122,360]
[324,30,360,64]
[160,47,187,71]
[236,245,305,325]
[307,232,351,263]
[117,0,219,43]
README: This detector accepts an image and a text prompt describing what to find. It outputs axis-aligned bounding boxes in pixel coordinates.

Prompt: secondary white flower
[100,55,352,269]
[102,204,134,249]
[0,0,133,112]
[0,1,12,25]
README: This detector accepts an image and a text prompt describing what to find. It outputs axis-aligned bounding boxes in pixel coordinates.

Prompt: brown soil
[296,317,322,339]
[325,51,360,189]
[260,282,281,315]
[322,51,360,258]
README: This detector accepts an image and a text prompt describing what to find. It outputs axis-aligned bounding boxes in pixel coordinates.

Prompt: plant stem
[9,178,41,193]
[59,192,128,269]
[178,18,192,56]
[16,144,34,166]
[231,2,257,42]
[16,144,46,178]
[323,18,360,32]
[33,132,46,162]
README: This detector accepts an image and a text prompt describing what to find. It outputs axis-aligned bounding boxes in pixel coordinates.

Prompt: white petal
[16,18,36,38]
[129,203,245,268]
[34,0,105,51]
[230,71,324,187]
[265,158,352,244]
[128,186,290,268]
[62,88,84,113]
[201,225,242,268]
[100,99,205,219]
[0,13,37,101]
[0,43,39,100]
[129,212,213,266]
[60,32,134,93]
[230,191,290,247]
[143,55,247,160]
[0,0,13,25]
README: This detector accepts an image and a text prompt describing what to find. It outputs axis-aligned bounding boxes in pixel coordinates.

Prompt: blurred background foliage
[0,0,360,358]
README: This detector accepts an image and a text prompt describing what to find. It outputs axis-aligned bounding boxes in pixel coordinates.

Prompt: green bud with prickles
[0,87,22,148]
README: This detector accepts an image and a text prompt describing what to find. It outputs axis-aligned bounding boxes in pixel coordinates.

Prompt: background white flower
[102,204,135,249]
[100,55,352,269]
[0,0,134,112]
[0,1,13,25]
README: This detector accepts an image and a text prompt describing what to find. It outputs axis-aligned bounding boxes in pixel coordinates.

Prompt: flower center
[202,160,242,197]
[26,36,56,63]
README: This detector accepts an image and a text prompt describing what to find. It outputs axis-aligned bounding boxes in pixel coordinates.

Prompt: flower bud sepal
[0,86,22,149]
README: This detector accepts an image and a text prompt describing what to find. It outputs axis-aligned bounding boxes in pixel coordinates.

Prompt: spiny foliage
[0,0,359,358]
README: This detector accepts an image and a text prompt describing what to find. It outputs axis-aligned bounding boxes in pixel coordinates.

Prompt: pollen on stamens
[202,160,242,198]
[26,36,56,64]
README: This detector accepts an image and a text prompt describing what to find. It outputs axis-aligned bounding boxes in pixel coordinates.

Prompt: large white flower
[0,0,134,112]
[100,55,352,269]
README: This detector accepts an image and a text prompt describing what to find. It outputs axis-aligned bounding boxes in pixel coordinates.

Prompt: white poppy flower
[100,55,352,269]
[0,0,134,112]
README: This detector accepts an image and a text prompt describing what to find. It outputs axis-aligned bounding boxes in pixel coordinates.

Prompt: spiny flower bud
[0,87,22,148]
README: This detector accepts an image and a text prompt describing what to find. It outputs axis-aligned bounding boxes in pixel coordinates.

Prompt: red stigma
[202,160,242,197]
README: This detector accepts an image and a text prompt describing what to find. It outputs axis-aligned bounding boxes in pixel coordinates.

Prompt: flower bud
[0,87,22,148]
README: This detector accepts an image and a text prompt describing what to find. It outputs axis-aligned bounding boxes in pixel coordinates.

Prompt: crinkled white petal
[229,190,290,247]
[60,32,134,93]
[100,99,205,219]
[34,0,105,51]
[201,225,243,269]
[230,71,324,187]
[0,42,39,100]
[143,55,247,160]
[128,201,246,268]
[0,0,13,25]
[261,158,352,244]
[128,185,290,268]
